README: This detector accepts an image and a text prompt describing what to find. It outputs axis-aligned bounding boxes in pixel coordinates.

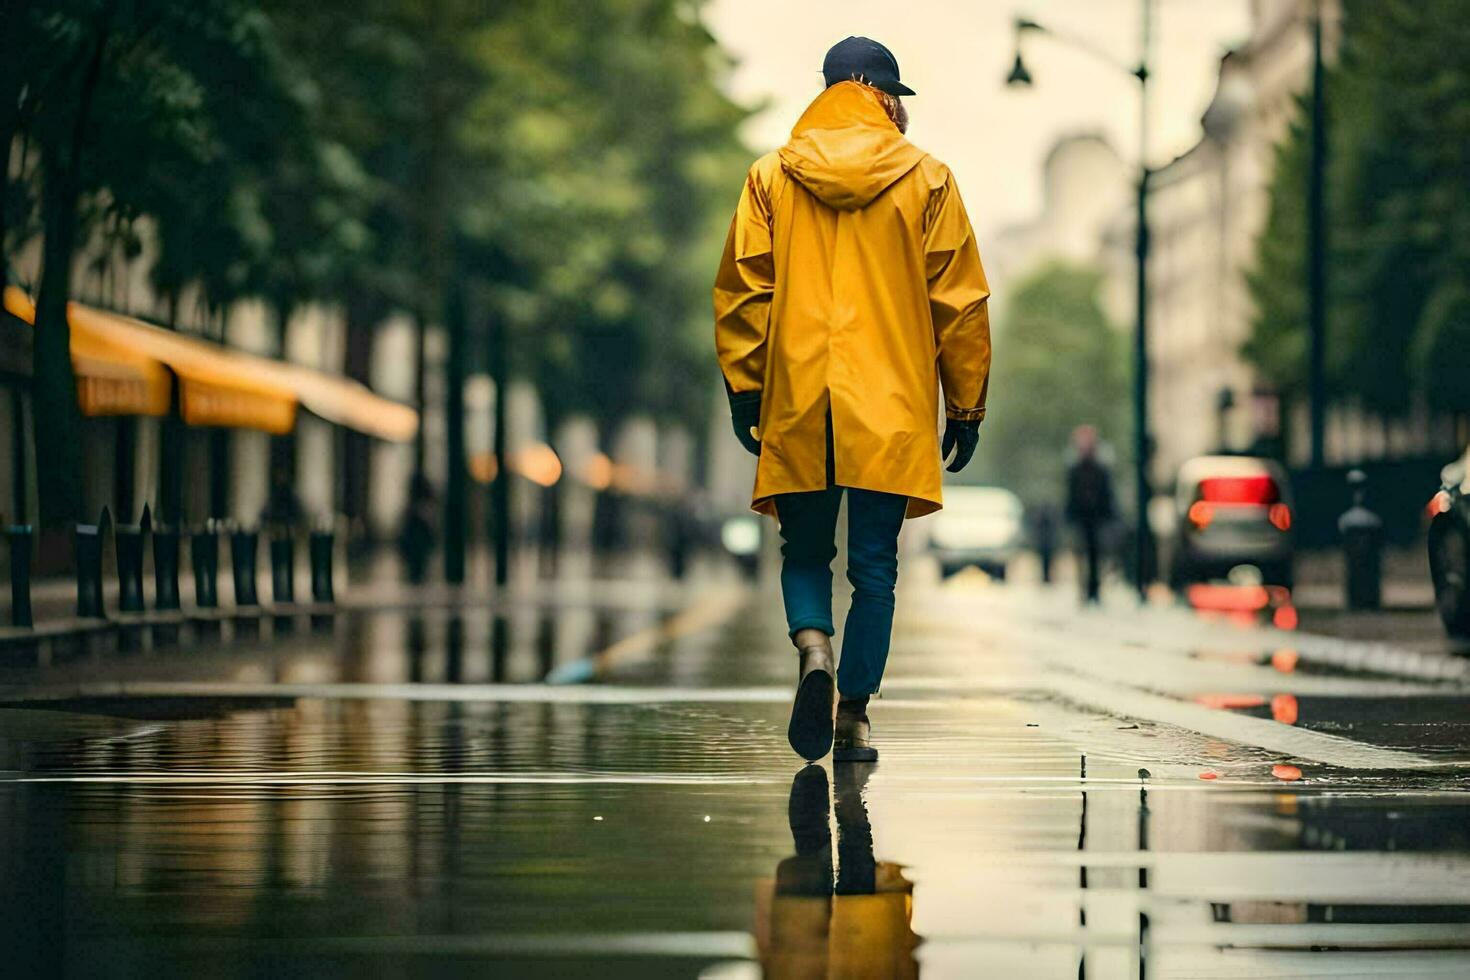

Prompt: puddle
[3,580,1470,974]
[1207,694,1470,760]
[0,689,1464,975]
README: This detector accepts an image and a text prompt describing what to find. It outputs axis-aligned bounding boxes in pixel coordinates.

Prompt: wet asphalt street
[2,563,1470,978]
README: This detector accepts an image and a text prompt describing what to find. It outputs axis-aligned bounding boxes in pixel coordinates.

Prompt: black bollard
[75,523,105,618]
[6,525,33,628]
[153,525,181,612]
[1338,469,1383,610]
[191,524,220,609]
[114,524,146,613]
[309,530,335,604]
[270,532,295,605]
[231,529,259,607]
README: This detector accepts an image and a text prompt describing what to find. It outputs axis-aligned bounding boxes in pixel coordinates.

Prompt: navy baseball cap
[822,36,916,97]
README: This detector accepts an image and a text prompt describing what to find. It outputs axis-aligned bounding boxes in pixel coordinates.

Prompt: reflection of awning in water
[3,286,418,441]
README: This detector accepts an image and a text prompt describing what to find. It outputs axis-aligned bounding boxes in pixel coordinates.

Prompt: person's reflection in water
[757,765,920,978]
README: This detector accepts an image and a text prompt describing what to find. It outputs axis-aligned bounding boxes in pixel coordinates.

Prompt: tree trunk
[412,310,428,479]
[156,290,185,527]
[267,302,298,526]
[489,315,509,587]
[443,281,466,584]
[339,293,377,534]
[31,149,84,528]
[2,122,30,524]
[0,121,12,293]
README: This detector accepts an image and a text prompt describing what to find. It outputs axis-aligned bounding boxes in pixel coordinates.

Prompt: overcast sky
[704,0,1251,240]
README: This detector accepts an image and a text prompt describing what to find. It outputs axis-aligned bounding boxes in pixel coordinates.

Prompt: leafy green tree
[456,0,748,428]
[1414,283,1470,415]
[4,0,751,533]
[971,262,1128,505]
[1243,108,1310,402]
[1246,0,1470,429]
[7,0,330,525]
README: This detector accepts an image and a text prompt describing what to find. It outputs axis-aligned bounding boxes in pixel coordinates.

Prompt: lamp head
[1006,51,1033,87]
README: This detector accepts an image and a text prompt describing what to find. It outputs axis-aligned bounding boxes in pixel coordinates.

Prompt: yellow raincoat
[714,81,992,519]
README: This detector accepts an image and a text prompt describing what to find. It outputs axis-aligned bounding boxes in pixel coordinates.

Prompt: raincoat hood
[777,82,926,211]
[716,82,992,519]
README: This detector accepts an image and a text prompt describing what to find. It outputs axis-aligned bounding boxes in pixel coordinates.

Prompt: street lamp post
[1008,2,1156,601]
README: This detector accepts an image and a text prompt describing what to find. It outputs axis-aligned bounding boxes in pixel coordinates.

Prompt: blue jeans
[775,486,908,697]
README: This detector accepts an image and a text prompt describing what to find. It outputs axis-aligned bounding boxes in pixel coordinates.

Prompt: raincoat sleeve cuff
[946,407,986,423]
[727,388,762,411]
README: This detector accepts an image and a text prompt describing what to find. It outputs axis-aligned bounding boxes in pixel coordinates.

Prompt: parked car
[1427,446,1470,636]
[929,486,1025,580]
[1170,455,1295,589]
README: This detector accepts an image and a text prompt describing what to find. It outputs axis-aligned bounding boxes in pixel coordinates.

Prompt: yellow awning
[268,362,419,443]
[4,286,172,418]
[4,286,418,441]
[66,303,299,435]
[70,303,416,441]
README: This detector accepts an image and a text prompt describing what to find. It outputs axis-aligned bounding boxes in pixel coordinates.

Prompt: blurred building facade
[0,211,700,581]
[989,133,1133,325]
[998,0,1457,494]
[1119,0,1455,481]
[1097,0,1346,484]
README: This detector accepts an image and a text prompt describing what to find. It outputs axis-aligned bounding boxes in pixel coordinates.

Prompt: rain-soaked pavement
[2,560,1470,978]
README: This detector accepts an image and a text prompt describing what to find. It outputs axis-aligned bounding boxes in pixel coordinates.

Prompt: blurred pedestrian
[714,37,992,762]
[1030,502,1059,584]
[1065,425,1115,604]
[399,472,438,584]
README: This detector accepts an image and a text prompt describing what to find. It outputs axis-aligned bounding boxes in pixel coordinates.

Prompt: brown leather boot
[833,696,877,763]
[788,628,835,761]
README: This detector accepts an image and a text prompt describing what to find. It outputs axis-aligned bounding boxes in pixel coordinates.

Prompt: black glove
[728,390,761,457]
[941,417,980,473]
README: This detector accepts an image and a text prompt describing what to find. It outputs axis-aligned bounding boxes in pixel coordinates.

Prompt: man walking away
[1065,425,1114,604]
[714,37,992,763]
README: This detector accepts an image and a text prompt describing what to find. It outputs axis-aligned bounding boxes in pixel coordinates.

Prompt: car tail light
[1188,500,1214,529]
[1186,583,1269,611]
[1271,693,1299,724]
[1268,502,1292,531]
[1427,490,1452,519]
[1198,475,1280,505]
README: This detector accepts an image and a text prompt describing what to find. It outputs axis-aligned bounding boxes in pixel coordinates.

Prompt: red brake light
[1428,491,1452,518]
[1188,500,1214,529]
[1199,475,1279,505]
[1268,503,1292,531]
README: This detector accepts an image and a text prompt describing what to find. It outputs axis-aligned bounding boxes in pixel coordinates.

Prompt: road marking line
[961,618,1451,770]
[1041,669,1440,769]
